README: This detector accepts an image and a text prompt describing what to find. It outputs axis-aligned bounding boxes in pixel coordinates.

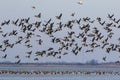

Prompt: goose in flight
[78,0,83,5]
[32,6,36,9]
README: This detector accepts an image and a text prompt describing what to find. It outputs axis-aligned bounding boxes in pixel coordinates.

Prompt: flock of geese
[0,10,120,63]
[0,69,119,75]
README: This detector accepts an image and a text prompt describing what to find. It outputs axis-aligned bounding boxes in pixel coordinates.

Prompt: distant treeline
[0,59,119,66]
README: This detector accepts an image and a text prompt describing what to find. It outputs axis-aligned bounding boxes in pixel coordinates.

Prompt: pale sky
[0,0,120,63]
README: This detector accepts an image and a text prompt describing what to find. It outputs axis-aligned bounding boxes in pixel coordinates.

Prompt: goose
[12,19,19,26]
[15,60,21,64]
[1,48,7,52]
[34,58,39,61]
[103,56,106,61]
[56,13,62,20]
[115,19,120,24]
[2,54,7,59]
[15,55,20,59]
[77,0,83,5]
[35,13,41,18]
[26,51,32,55]
[71,12,75,17]
[108,14,114,19]
[2,33,8,37]
[32,6,36,9]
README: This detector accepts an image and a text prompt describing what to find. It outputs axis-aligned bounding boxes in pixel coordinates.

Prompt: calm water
[0,65,120,80]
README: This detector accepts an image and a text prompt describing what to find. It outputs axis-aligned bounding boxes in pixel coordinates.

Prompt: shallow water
[0,74,120,80]
[0,66,120,80]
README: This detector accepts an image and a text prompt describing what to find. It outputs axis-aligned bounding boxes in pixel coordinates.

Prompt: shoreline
[0,64,119,76]
[0,63,120,68]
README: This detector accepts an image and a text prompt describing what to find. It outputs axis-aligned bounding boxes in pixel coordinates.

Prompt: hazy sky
[0,0,120,63]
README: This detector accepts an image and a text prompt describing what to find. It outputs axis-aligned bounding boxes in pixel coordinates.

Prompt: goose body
[78,0,83,5]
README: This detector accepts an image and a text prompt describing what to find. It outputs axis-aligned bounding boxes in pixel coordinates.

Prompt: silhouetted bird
[15,55,20,59]
[103,56,106,61]
[71,12,75,17]
[32,6,36,9]
[63,52,68,55]
[34,58,39,61]
[12,19,19,26]
[1,48,7,52]
[35,13,41,18]
[2,33,8,37]
[56,13,62,20]
[108,13,114,19]
[2,54,7,59]
[15,60,21,64]
[115,19,120,24]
